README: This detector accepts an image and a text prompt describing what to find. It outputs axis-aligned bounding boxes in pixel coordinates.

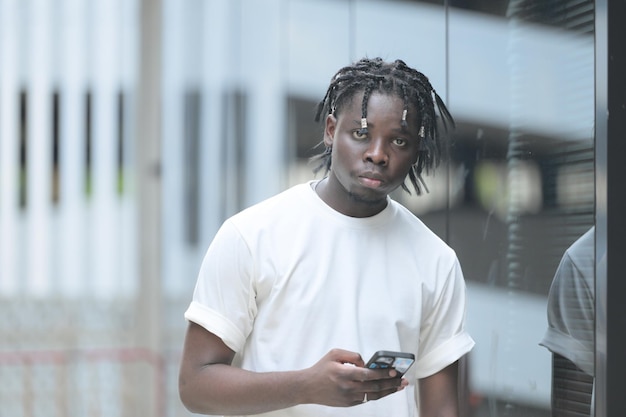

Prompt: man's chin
[348,190,386,206]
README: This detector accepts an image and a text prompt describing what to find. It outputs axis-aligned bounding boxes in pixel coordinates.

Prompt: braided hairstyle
[312,57,455,195]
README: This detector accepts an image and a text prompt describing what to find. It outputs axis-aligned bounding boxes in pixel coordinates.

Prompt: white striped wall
[0,0,138,298]
[0,0,20,295]
[1,0,594,303]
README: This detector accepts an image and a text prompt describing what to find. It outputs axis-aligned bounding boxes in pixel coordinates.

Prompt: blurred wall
[0,1,598,416]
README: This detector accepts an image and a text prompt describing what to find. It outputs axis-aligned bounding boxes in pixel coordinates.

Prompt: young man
[179,58,474,417]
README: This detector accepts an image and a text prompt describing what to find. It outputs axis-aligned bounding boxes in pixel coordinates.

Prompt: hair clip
[418,126,425,138]
[361,118,368,129]
[401,109,407,122]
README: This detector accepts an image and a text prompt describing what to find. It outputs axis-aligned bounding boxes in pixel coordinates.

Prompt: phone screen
[366,351,415,375]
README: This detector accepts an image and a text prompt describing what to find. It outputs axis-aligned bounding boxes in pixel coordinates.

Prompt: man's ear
[323,114,337,147]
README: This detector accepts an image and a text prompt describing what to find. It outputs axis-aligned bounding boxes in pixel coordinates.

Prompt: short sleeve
[184,220,258,352]
[415,258,475,379]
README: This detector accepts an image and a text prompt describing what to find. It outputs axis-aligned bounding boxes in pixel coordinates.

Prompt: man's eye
[352,130,367,140]
[393,138,407,147]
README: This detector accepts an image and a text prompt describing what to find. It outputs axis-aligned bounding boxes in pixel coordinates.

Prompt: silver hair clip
[418,126,425,138]
[361,118,368,129]
[401,109,407,122]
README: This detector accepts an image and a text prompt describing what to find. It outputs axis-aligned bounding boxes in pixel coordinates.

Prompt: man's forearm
[180,363,310,415]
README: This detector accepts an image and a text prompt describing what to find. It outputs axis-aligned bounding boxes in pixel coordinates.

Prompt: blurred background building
[0,0,623,416]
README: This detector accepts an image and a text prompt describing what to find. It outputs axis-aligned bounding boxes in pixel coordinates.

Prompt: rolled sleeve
[184,220,258,353]
[416,258,475,379]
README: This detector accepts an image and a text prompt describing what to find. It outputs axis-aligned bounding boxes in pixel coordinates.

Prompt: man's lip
[359,173,385,187]
[359,172,384,181]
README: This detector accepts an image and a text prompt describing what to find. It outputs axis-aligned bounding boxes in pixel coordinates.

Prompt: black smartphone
[365,350,415,376]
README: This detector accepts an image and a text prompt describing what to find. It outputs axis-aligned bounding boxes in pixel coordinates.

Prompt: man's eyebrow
[351,119,365,127]
[351,119,412,134]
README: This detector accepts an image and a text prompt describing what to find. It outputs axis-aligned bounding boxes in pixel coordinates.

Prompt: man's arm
[418,361,460,417]
[178,322,408,415]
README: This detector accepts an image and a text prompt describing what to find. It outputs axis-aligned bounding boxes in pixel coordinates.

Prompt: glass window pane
[446,1,595,416]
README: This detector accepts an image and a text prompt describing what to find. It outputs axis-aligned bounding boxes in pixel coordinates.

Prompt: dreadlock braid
[312,57,455,195]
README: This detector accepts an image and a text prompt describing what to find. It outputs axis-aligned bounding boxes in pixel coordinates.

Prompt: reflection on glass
[441,0,595,416]
[284,1,595,416]
[541,227,595,417]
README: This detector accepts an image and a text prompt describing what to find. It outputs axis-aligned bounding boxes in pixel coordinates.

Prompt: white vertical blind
[161,0,187,296]
[241,0,286,207]
[200,0,230,247]
[58,0,87,297]
[26,0,53,296]
[0,0,138,299]
[90,0,121,298]
[0,0,20,295]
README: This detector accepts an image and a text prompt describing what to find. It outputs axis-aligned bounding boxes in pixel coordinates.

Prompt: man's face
[322,91,421,217]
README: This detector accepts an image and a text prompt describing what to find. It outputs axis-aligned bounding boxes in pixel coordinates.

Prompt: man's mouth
[359,175,384,188]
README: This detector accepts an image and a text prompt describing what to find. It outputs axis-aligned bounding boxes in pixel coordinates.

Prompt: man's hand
[301,348,409,407]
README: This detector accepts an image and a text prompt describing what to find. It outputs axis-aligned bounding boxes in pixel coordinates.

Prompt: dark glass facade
[282,0,624,415]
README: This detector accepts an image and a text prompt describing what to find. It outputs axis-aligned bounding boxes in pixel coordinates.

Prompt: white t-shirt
[185,181,475,417]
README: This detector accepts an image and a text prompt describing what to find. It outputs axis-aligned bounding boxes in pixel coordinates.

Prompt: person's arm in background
[178,322,408,416]
[551,352,593,417]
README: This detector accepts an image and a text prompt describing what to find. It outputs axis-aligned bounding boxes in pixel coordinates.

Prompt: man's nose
[364,139,388,165]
